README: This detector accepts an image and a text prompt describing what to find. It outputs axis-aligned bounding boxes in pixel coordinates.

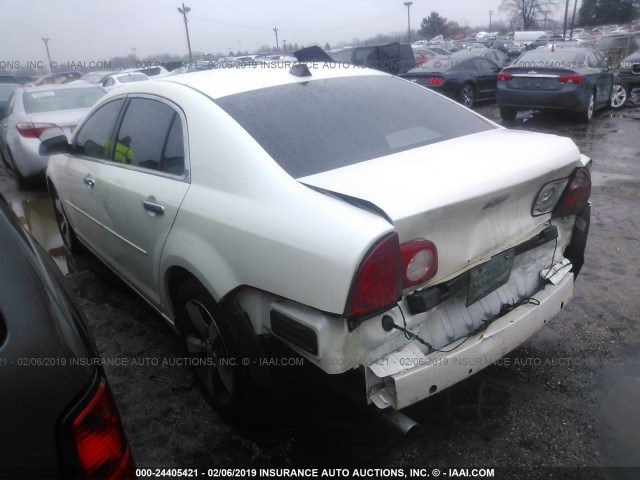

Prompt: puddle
[10,196,68,274]
[598,353,640,475]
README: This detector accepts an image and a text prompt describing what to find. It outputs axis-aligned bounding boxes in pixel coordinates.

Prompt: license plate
[467,249,515,306]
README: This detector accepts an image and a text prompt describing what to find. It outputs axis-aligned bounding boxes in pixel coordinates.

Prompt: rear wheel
[5,150,29,188]
[177,279,256,422]
[0,149,9,169]
[500,107,518,122]
[610,83,628,109]
[580,92,595,123]
[51,184,81,252]
[459,84,475,108]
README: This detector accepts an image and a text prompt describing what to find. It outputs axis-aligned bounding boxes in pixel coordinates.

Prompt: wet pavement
[1,99,639,479]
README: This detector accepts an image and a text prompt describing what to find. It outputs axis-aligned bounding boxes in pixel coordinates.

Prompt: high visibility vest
[102,139,133,163]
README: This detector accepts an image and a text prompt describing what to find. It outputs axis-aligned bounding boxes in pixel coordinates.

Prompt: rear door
[588,51,614,108]
[473,58,500,98]
[90,95,189,307]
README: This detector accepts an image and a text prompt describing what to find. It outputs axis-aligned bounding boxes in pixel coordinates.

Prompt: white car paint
[46,64,591,413]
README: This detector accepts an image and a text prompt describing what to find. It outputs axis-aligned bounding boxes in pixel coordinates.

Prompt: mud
[1,100,639,479]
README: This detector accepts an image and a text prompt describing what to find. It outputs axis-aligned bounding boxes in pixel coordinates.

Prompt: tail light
[532,178,569,216]
[497,72,513,81]
[69,377,135,479]
[16,122,57,138]
[557,74,582,84]
[553,167,591,217]
[532,167,591,217]
[400,240,438,288]
[345,233,402,318]
[428,76,445,86]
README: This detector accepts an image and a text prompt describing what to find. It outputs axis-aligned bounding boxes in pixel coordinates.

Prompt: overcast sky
[1,0,571,65]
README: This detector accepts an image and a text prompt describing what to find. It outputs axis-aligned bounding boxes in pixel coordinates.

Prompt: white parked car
[43,62,591,424]
[0,83,105,185]
[101,72,149,91]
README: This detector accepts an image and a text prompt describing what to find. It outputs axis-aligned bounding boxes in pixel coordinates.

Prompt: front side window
[74,98,124,159]
[113,98,184,175]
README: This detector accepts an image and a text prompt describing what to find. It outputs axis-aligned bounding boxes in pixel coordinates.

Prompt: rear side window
[217,75,494,178]
[74,98,125,159]
[114,98,185,175]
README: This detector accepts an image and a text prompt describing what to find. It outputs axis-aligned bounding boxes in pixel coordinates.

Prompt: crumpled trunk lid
[300,128,582,284]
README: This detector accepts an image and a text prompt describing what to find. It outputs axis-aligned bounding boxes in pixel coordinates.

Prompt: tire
[500,107,518,122]
[580,92,595,123]
[459,83,475,108]
[610,83,628,109]
[5,150,27,188]
[0,149,10,169]
[176,279,256,422]
[50,184,82,252]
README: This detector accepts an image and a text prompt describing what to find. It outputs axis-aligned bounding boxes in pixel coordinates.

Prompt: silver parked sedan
[0,83,105,186]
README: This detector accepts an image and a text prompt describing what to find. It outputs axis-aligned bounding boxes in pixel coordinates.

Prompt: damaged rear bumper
[366,273,574,410]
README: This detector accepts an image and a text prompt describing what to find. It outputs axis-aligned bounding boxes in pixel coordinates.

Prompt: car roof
[156,63,387,100]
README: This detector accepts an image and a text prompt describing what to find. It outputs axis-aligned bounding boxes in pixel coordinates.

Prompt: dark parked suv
[0,197,135,479]
[329,42,416,74]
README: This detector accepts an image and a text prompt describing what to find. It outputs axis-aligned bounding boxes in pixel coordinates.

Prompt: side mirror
[39,128,70,155]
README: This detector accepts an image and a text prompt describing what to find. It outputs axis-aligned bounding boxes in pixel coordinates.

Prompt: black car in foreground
[399,55,501,107]
[497,48,614,122]
[0,197,135,479]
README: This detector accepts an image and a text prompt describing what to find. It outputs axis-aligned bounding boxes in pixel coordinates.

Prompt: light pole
[569,0,578,39]
[489,10,493,31]
[562,0,570,39]
[42,37,52,72]
[177,3,193,61]
[273,27,279,50]
[403,2,413,43]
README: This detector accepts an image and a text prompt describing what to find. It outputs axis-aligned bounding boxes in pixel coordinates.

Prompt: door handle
[143,197,165,215]
[83,175,95,188]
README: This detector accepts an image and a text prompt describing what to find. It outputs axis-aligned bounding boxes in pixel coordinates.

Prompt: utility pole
[403,2,413,43]
[283,39,287,52]
[570,0,578,39]
[489,10,493,31]
[177,3,193,61]
[562,0,570,38]
[131,47,137,58]
[273,27,279,50]
[42,37,52,72]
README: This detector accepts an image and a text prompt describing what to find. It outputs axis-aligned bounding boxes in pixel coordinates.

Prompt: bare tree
[501,0,558,30]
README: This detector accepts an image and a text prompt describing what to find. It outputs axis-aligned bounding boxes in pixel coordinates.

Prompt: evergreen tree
[579,0,639,26]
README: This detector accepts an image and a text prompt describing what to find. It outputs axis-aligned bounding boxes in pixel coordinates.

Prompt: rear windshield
[217,75,494,178]
[0,84,18,101]
[117,74,148,83]
[23,87,105,114]
[516,50,587,65]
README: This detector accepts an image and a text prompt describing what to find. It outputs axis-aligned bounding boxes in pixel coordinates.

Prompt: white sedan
[100,72,149,91]
[0,83,105,185]
[43,61,591,425]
